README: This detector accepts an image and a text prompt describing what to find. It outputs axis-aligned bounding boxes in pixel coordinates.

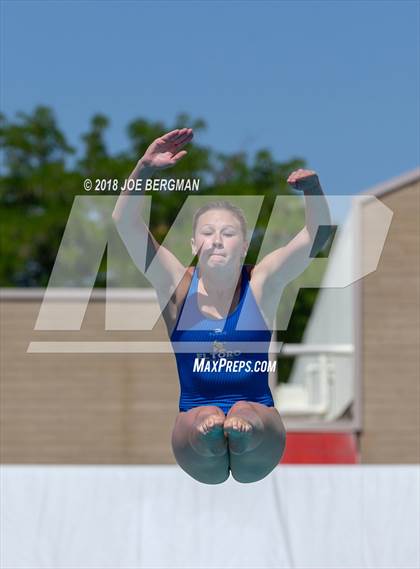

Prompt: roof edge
[361,167,420,198]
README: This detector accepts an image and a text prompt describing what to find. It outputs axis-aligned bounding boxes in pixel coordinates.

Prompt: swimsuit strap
[189,264,199,294]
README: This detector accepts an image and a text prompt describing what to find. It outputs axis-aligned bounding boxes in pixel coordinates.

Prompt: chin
[204,257,238,271]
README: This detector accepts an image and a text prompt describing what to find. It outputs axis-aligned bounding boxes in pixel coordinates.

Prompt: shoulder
[243,263,276,329]
[243,264,267,296]
[161,266,195,336]
[243,263,254,275]
[245,261,272,286]
[243,264,257,280]
[243,263,266,300]
[174,266,195,301]
[174,266,197,312]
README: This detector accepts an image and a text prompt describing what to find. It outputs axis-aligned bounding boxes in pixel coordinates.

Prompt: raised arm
[112,128,193,297]
[253,169,332,290]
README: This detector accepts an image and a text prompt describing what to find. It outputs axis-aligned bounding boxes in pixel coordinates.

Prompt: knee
[227,400,252,416]
[200,405,226,418]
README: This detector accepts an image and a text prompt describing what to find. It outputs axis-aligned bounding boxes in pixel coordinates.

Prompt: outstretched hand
[287,169,320,191]
[140,128,194,170]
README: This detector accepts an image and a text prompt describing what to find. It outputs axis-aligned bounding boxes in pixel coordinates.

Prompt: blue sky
[1,0,419,220]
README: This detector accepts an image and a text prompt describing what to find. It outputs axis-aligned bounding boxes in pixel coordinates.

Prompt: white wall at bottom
[1,465,418,569]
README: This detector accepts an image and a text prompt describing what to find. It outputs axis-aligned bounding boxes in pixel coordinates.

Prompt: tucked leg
[225,401,286,483]
[171,405,230,485]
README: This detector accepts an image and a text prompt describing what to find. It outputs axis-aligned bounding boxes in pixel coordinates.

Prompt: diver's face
[191,209,247,268]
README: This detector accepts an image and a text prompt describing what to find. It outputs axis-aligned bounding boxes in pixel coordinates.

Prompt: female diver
[112,128,331,484]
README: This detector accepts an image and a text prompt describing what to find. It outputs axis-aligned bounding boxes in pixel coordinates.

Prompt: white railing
[276,343,354,356]
[274,343,354,418]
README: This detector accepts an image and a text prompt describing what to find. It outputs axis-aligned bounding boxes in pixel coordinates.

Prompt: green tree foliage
[0,105,326,381]
[78,114,110,176]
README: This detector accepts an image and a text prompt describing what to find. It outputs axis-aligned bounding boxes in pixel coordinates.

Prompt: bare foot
[189,413,227,457]
[224,411,264,455]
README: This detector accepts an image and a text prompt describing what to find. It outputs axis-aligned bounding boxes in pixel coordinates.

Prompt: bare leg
[224,401,286,483]
[171,405,230,485]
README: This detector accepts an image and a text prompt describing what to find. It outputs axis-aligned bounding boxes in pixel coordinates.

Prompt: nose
[212,233,223,247]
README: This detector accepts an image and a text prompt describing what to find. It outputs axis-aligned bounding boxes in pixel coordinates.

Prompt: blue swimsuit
[170,265,275,414]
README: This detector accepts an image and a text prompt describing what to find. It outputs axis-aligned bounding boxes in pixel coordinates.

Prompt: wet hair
[192,200,248,240]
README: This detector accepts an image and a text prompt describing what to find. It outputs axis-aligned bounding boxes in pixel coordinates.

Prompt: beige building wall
[1,296,179,464]
[359,177,420,463]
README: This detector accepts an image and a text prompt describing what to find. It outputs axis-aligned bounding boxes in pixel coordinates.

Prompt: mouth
[209,253,225,257]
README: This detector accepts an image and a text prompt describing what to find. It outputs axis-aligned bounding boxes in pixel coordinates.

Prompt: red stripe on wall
[281,433,359,464]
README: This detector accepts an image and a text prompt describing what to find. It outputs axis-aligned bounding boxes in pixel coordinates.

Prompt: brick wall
[360,180,420,463]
